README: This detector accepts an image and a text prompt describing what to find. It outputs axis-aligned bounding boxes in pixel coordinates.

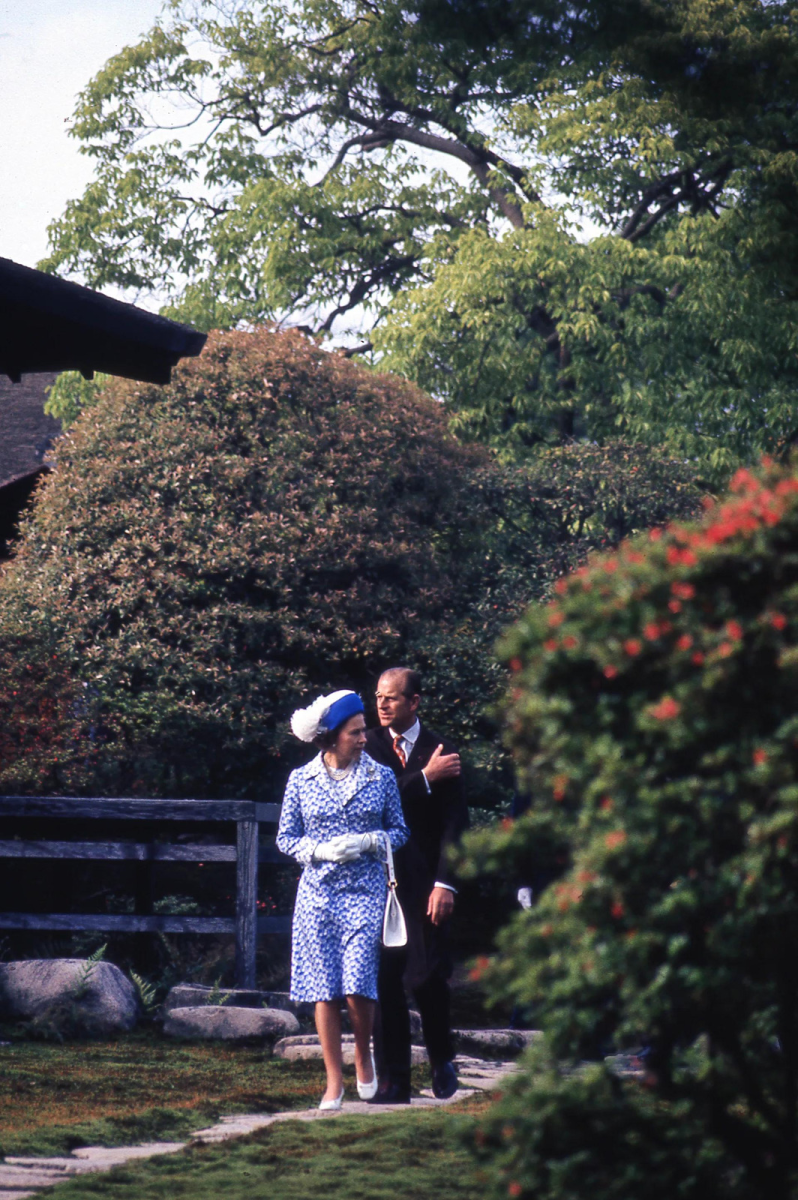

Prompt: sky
[0,0,165,277]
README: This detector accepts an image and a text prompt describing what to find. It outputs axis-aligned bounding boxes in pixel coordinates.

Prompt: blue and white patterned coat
[277,751,409,1002]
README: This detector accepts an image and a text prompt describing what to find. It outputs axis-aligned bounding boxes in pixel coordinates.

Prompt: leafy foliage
[0,328,538,802]
[461,457,798,1198]
[42,0,798,471]
[45,372,111,427]
[0,330,704,804]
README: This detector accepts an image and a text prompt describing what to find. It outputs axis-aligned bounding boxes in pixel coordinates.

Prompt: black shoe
[368,1080,411,1105]
[431,1060,458,1099]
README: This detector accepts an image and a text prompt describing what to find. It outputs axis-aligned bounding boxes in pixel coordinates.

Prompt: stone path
[0,1055,517,1198]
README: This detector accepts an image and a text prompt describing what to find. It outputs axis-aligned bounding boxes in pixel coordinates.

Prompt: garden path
[0,1054,516,1198]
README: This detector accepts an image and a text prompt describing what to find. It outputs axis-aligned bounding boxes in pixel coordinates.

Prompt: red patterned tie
[392,734,406,767]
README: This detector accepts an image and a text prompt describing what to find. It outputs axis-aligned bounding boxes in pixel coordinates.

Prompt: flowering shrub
[461,459,798,1200]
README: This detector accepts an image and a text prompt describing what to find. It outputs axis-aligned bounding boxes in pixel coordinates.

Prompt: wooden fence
[0,796,290,988]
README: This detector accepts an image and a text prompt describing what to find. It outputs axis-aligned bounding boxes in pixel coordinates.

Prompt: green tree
[43,0,798,472]
[0,332,702,804]
[461,457,798,1198]
[0,327,529,801]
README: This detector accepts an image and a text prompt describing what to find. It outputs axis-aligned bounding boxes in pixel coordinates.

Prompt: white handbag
[382,835,408,948]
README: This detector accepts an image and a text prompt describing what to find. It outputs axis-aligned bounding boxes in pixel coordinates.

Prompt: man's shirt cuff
[433,881,456,893]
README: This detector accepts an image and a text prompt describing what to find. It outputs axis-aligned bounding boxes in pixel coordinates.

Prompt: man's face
[375,673,419,734]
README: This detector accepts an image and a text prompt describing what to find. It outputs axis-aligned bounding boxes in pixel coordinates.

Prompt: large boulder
[163,1005,300,1041]
[0,959,138,1036]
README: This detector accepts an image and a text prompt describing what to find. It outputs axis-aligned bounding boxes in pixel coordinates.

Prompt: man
[365,666,469,1102]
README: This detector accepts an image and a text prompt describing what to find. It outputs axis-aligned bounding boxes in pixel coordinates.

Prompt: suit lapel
[405,723,435,772]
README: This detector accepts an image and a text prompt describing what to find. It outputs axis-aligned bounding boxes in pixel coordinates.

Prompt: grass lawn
[0,1032,491,1200]
[0,1033,332,1157]
[43,1108,488,1200]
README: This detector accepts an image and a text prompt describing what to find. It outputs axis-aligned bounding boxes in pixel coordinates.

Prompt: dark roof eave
[0,257,207,385]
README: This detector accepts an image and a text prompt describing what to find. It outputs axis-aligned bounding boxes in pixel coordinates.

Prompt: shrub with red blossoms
[459,456,798,1200]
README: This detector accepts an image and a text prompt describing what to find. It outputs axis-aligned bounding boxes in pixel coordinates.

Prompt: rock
[162,984,312,1022]
[163,1005,299,1041]
[453,1028,542,1058]
[273,1033,428,1065]
[0,959,138,1036]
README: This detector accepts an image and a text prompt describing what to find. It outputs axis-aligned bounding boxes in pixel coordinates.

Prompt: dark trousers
[375,944,454,1087]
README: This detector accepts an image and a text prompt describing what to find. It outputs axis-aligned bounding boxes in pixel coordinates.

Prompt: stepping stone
[450,1054,520,1091]
[190,1090,475,1143]
[273,1033,428,1064]
[453,1029,542,1058]
[0,1143,187,1194]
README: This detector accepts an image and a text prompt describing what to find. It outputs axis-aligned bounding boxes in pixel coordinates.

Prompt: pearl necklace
[324,756,356,781]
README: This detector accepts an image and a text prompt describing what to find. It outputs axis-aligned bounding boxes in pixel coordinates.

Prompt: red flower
[624,638,642,656]
[770,612,788,630]
[644,622,661,640]
[548,610,565,628]
[666,546,698,566]
[726,620,743,640]
[668,599,682,613]
[718,641,735,658]
[509,657,523,672]
[552,775,568,801]
[649,528,663,541]
[562,634,578,649]
[651,696,680,720]
[600,796,614,812]
[554,578,568,594]
[753,748,768,766]
[605,830,627,850]
[508,1182,523,1198]
[501,816,514,830]
[677,634,693,651]
[539,923,553,938]
[671,582,696,600]
[611,899,625,918]
[603,664,618,679]
[469,955,491,982]
[692,651,705,665]
[543,639,558,652]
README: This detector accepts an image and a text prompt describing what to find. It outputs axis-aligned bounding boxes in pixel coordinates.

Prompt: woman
[277,689,409,1109]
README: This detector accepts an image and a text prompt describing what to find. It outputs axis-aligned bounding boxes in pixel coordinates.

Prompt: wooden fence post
[235,819,258,989]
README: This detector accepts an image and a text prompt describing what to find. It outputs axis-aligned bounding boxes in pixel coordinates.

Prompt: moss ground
[0,1035,491,1200]
[42,1108,488,1200]
[0,1033,330,1156]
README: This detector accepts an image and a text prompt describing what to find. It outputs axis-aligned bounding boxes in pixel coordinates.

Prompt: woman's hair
[313,728,340,751]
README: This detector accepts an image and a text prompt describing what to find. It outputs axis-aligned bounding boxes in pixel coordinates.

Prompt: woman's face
[331,713,367,763]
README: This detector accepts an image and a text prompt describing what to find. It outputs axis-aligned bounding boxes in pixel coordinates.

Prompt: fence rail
[0,796,287,987]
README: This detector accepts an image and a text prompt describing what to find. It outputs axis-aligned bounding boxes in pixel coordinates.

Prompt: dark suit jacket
[365,723,469,899]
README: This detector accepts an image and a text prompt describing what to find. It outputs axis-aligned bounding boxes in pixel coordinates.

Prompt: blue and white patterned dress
[277,751,409,1003]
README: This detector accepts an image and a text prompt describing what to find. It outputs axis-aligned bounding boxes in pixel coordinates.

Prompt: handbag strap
[384,833,397,888]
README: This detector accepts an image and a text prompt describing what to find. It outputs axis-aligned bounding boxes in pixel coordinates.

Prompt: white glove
[359,831,386,857]
[517,887,533,910]
[312,834,364,864]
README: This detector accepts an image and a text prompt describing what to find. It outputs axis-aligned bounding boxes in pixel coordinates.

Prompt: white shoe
[319,1089,344,1111]
[356,1052,379,1100]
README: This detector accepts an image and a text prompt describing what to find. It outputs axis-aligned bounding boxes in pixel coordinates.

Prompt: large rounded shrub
[463,459,798,1200]
[0,328,549,800]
